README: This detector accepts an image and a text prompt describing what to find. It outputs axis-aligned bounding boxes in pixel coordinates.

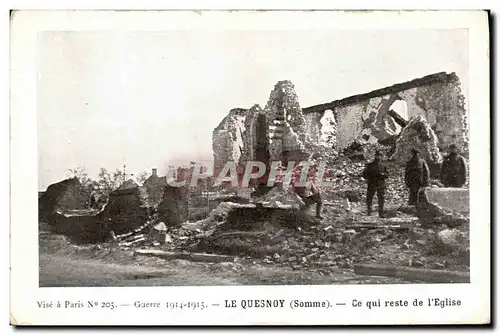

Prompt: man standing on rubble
[405,148,430,206]
[440,144,467,187]
[362,150,389,217]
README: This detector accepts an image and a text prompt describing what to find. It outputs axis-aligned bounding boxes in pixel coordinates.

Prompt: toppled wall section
[302,72,468,154]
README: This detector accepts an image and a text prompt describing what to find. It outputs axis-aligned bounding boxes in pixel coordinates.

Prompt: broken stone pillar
[212,108,247,175]
[391,115,442,164]
[263,80,311,163]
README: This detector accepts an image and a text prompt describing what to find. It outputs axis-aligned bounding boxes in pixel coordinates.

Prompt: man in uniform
[362,150,389,217]
[405,148,430,206]
[440,144,467,187]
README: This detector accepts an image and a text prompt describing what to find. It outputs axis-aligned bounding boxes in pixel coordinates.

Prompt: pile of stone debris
[97,191,469,279]
[323,150,408,206]
[187,211,469,273]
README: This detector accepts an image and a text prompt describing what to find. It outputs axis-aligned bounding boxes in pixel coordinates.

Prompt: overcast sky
[38,29,468,190]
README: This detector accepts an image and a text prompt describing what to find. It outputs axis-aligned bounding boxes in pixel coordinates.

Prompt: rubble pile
[323,156,366,201]
[416,189,469,228]
[422,228,470,266]
[321,153,407,206]
[252,186,305,208]
[391,116,442,164]
[180,208,468,273]
[342,140,365,161]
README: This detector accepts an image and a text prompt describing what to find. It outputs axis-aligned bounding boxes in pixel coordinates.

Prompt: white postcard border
[10,10,490,325]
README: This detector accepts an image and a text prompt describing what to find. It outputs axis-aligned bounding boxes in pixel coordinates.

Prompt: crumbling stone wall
[302,72,468,154]
[213,72,468,171]
[212,108,247,172]
[333,92,428,149]
[303,109,338,155]
[240,104,266,164]
[213,81,315,172]
[303,112,322,145]
[412,79,468,153]
[263,80,311,161]
[319,110,338,150]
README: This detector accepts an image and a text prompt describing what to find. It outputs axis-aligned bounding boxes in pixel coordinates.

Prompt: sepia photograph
[37,28,471,287]
[10,9,490,325]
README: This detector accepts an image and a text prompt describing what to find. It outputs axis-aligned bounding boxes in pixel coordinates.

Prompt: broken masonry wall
[213,73,468,175]
[263,80,311,162]
[414,79,468,153]
[240,104,267,164]
[237,81,314,170]
[212,108,247,174]
[304,110,338,154]
[305,73,468,154]
[398,82,468,153]
[334,103,366,149]
[319,110,338,151]
[334,93,409,149]
[304,112,323,146]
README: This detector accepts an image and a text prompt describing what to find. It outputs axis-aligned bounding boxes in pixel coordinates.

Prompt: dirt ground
[39,229,421,287]
[39,212,466,287]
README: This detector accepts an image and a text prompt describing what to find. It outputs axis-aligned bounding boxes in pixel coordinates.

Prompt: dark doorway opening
[255,114,270,164]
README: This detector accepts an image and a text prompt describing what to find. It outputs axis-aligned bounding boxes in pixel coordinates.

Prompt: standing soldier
[405,148,430,206]
[362,150,389,217]
[440,144,467,187]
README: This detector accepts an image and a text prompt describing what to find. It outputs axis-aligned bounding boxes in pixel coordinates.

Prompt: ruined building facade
[302,72,468,154]
[213,72,468,170]
[213,81,334,175]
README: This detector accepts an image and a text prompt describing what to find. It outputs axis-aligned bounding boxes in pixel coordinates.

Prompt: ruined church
[212,72,468,171]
